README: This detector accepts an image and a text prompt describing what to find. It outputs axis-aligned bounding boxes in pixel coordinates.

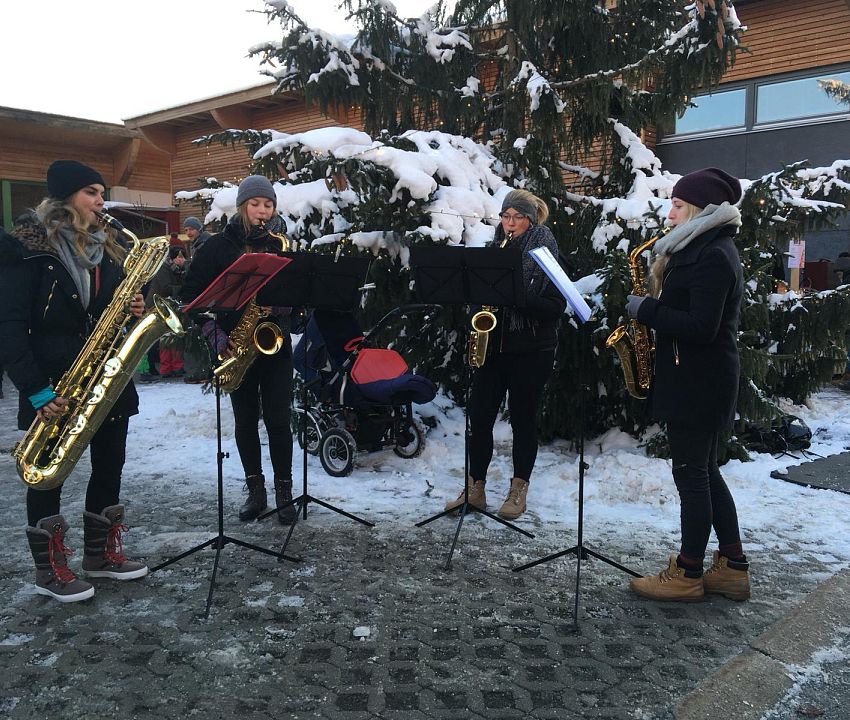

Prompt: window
[673,88,747,135]
[756,71,850,124]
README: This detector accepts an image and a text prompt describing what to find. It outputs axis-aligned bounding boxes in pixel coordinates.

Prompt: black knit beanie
[236,175,277,208]
[671,167,742,209]
[47,160,106,200]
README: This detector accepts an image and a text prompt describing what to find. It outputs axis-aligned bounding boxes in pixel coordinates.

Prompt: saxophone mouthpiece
[95,211,125,232]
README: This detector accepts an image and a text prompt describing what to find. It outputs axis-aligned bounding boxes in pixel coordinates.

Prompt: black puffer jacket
[0,215,139,430]
[636,224,744,432]
[180,220,291,342]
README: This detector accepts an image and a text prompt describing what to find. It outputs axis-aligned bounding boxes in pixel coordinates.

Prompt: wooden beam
[137,125,176,156]
[210,106,253,130]
[114,138,141,186]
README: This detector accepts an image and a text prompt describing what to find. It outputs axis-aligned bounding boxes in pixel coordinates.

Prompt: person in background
[183,216,212,257]
[145,244,188,379]
[626,167,750,603]
[0,160,148,603]
[444,189,566,521]
[181,176,296,524]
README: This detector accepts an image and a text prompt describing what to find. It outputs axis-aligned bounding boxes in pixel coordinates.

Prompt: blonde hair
[647,200,703,296]
[504,189,549,224]
[237,203,256,237]
[35,197,125,263]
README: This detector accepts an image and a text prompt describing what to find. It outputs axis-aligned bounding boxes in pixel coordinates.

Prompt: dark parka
[0,215,139,430]
[636,224,744,432]
[180,221,291,340]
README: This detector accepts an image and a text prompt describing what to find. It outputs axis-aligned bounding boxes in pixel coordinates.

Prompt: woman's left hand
[129,293,145,318]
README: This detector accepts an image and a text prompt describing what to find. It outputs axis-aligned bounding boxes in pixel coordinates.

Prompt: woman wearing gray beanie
[626,167,750,603]
[181,175,297,525]
[444,189,566,520]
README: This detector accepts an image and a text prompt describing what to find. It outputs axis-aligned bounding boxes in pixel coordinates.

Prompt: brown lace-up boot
[630,555,704,602]
[703,550,751,601]
[82,505,148,580]
[239,474,267,521]
[26,515,94,603]
[444,477,487,512]
[498,477,529,520]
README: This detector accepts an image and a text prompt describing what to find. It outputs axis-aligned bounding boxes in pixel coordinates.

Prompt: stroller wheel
[393,419,425,459]
[297,412,322,456]
[319,427,356,477]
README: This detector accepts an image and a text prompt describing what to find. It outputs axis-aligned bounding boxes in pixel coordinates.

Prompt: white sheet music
[530,246,593,323]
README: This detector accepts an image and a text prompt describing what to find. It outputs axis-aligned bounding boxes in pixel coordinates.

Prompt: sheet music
[530,246,593,323]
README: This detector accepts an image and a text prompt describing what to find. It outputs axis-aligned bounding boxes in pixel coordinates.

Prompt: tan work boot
[444,477,487,512]
[703,550,751,601]
[497,477,529,520]
[630,555,704,602]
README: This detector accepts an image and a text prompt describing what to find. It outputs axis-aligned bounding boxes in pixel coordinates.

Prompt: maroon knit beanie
[671,167,741,209]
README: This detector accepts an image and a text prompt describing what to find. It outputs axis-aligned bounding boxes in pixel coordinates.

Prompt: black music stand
[511,319,640,628]
[256,253,375,558]
[409,245,534,569]
[150,253,300,618]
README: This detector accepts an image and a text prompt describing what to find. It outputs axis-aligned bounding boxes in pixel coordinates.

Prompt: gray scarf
[493,223,554,331]
[654,202,742,257]
[54,225,107,309]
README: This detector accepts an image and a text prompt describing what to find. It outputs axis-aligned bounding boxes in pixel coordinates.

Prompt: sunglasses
[498,212,527,221]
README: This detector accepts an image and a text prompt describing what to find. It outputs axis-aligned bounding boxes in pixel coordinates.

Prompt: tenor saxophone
[605,229,667,400]
[14,212,185,490]
[212,222,290,393]
[467,231,513,368]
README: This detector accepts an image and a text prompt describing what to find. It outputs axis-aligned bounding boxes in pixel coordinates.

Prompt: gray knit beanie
[183,216,203,231]
[501,190,538,224]
[236,175,277,208]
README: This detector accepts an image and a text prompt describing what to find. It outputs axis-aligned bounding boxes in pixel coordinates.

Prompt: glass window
[673,88,747,135]
[756,71,850,124]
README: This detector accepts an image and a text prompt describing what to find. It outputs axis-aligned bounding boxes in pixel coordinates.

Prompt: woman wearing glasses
[445,189,566,520]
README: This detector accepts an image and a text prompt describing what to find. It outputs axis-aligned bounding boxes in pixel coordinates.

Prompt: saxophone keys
[103,357,122,377]
[68,415,87,435]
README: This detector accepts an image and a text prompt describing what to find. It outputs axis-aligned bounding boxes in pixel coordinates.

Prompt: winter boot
[703,550,751,601]
[273,477,298,525]
[498,477,529,520]
[239,474,267,521]
[444,477,487,513]
[81,505,148,580]
[630,555,704,602]
[26,515,94,603]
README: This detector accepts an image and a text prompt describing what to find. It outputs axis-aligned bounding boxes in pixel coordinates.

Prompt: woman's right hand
[37,396,68,423]
[219,339,237,360]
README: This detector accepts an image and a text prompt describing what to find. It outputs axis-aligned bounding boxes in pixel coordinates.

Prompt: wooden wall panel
[724,0,850,82]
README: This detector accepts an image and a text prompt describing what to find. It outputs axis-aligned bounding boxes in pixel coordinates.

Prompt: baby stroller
[293,305,439,476]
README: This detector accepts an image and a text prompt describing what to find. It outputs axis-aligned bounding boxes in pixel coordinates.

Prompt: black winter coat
[0,216,139,430]
[180,222,291,341]
[636,224,744,432]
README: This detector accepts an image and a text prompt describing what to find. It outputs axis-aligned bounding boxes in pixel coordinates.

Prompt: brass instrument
[605,229,668,400]
[14,211,185,490]
[467,231,513,368]
[212,221,291,393]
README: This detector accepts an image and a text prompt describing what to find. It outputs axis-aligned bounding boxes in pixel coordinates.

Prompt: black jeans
[667,425,742,562]
[468,348,555,484]
[229,349,293,480]
[27,416,129,526]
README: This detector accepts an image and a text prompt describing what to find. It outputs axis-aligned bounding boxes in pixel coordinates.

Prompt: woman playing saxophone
[444,190,566,520]
[181,175,296,525]
[0,160,149,603]
[625,168,750,603]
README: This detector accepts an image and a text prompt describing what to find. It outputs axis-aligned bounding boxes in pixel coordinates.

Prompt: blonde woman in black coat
[0,160,148,603]
[627,168,750,603]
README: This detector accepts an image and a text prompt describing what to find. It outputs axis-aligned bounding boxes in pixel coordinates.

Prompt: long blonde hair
[504,189,549,224]
[35,197,126,263]
[648,200,702,297]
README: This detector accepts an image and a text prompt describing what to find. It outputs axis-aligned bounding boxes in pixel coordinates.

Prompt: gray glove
[626,294,646,320]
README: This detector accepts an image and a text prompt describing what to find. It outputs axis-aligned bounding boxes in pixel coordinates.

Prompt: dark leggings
[468,348,555,484]
[667,425,742,562]
[229,349,293,480]
[27,416,129,526]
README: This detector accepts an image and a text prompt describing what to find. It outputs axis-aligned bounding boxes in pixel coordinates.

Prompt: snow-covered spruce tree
[243,0,745,433]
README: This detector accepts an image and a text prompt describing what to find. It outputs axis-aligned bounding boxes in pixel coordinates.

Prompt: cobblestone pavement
[1,389,848,720]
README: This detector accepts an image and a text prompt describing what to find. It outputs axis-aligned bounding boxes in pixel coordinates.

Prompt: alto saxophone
[212,221,291,393]
[605,229,668,400]
[467,231,513,368]
[14,211,185,490]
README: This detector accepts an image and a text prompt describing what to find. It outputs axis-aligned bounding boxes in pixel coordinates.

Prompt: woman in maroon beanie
[626,167,751,603]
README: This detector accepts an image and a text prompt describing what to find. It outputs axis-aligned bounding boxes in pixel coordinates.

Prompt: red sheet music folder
[183,253,292,313]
